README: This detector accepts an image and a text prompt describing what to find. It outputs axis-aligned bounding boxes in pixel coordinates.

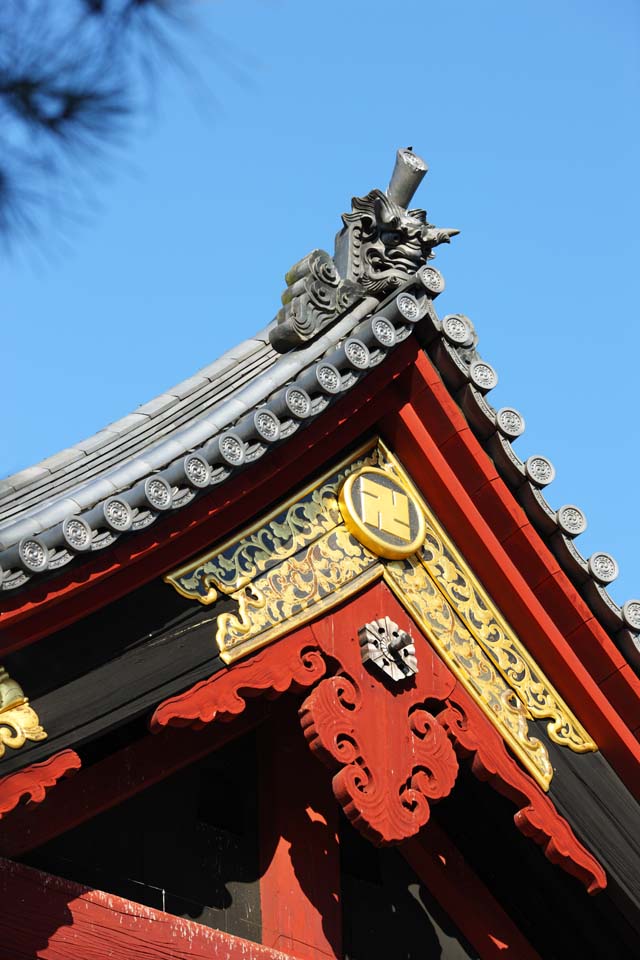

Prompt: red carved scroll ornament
[151,588,606,893]
[0,749,81,820]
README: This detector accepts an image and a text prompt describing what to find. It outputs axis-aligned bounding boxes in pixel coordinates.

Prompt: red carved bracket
[151,635,327,731]
[0,749,81,820]
[300,675,458,845]
[151,582,606,892]
[439,695,606,893]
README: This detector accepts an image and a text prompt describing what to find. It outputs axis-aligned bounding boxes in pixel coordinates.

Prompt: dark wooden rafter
[401,826,543,960]
[0,593,231,777]
[0,709,265,859]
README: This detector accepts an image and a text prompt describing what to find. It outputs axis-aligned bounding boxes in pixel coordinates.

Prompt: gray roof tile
[167,376,210,401]
[66,477,119,511]
[38,448,85,473]
[5,465,51,493]
[105,413,151,437]
[75,430,118,455]
[135,395,180,418]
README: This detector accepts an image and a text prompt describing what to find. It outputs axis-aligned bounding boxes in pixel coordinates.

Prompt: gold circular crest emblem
[338,466,426,560]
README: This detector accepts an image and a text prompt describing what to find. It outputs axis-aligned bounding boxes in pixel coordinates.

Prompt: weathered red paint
[0,749,80,821]
[0,857,292,960]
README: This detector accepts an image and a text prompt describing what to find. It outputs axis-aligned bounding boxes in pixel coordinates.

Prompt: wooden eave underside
[1,336,638,782]
[3,586,639,939]
[0,332,638,937]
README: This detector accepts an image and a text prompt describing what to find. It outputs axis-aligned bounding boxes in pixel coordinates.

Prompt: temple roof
[1,148,638,672]
[0,329,275,527]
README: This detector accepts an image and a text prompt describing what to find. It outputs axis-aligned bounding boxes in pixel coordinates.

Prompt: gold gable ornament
[0,667,47,759]
[165,439,597,791]
[339,466,426,559]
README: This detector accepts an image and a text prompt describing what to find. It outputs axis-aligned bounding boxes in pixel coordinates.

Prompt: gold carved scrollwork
[0,667,47,759]
[166,448,378,604]
[417,533,595,752]
[382,556,553,788]
[376,445,596,756]
[216,525,380,659]
[165,438,597,790]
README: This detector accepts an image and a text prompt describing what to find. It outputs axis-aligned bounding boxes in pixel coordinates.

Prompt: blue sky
[3,0,639,604]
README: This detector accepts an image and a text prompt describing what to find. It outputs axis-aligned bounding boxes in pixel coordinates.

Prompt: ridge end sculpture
[270,148,459,351]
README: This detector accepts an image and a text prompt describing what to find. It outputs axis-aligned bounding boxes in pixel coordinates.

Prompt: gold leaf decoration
[166,444,378,604]
[216,525,380,660]
[165,438,597,790]
[0,667,47,759]
[383,556,553,788]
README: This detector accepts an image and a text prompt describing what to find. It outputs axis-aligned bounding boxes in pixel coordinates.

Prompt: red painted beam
[406,351,640,726]
[402,825,542,960]
[0,857,292,960]
[381,400,640,797]
[258,700,342,960]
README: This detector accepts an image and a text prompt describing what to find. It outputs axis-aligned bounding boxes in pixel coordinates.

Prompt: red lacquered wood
[0,857,292,960]
[259,701,341,960]
[403,351,640,738]
[150,630,328,733]
[300,600,459,845]
[0,749,80,821]
[438,691,606,893]
[152,581,606,892]
[382,399,640,795]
